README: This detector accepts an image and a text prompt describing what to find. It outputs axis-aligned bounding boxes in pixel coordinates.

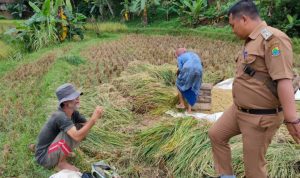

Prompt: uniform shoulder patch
[271,46,281,56]
[261,28,273,40]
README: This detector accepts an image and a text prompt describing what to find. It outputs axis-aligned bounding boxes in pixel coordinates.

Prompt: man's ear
[241,15,248,24]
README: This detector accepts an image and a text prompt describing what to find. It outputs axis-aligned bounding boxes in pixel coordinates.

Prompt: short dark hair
[228,0,259,20]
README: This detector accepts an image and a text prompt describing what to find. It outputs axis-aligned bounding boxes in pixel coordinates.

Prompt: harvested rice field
[1,33,300,178]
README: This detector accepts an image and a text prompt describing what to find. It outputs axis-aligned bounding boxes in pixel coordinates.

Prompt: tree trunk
[143,7,148,26]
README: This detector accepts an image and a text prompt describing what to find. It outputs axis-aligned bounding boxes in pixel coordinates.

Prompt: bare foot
[176,104,185,109]
[56,161,79,172]
[186,110,192,114]
[187,105,192,114]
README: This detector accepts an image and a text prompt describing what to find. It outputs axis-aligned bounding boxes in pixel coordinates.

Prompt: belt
[237,106,282,115]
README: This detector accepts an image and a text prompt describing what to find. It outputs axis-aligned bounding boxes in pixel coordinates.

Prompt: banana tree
[130,0,161,25]
[121,0,130,21]
[176,0,208,26]
[7,0,86,51]
[90,0,114,19]
[158,0,178,21]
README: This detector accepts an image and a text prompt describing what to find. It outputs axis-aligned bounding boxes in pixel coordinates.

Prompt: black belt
[238,107,282,115]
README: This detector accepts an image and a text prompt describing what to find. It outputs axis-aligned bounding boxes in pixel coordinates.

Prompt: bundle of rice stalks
[135,118,215,177]
[135,119,177,164]
[266,143,300,177]
[124,61,177,87]
[81,127,128,153]
[76,85,136,175]
[168,121,215,177]
[80,85,134,132]
[112,64,177,115]
[135,118,300,178]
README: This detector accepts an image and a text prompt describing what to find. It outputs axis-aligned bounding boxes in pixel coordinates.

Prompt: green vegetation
[6,0,86,51]
[0,0,300,177]
[85,22,128,33]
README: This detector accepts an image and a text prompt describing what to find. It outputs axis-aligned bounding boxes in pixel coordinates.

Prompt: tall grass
[0,40,13,60]
[85,22,128,33]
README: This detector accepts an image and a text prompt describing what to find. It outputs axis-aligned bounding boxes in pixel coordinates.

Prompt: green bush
[258,0,300,37]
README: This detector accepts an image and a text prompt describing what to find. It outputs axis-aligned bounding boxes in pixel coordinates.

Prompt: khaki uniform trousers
[208,104,283,178]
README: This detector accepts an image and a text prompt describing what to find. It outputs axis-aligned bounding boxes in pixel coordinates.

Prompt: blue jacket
[176,51,203,96]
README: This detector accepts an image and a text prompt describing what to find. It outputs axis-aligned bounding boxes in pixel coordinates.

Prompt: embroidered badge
[271,47,280,56]
[261,28,273,40]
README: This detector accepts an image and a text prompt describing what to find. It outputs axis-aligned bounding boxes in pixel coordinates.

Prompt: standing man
[175,48,203,113]
[35,83,104,171]
[208,1,300,178]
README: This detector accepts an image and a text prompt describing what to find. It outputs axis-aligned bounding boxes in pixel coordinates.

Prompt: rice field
[0,31,300,178]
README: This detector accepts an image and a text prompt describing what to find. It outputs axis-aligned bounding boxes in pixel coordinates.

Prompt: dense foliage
[6,0,86,51]
[4,0,300,37]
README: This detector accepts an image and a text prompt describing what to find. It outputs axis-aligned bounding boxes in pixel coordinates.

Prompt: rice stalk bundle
[112,65,177,115]
[81,127,128,152]
[80,86,134,132]
[135,119,176,164]
[168,121,215,177]
[266,143,300,177]
[135,118,300,177]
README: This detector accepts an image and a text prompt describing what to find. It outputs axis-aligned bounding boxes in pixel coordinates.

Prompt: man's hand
[285,122,300,144]
[91,106,104,122]
[277,79,300,143]
[67,106,104,142]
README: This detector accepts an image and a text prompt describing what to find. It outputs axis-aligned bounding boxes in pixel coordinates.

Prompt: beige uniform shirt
[233,21,294,109]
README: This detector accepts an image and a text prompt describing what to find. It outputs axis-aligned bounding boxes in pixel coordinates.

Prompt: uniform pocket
[259,112,283,129]
[244,54,257,64]
[237,110,263,127]
[240,54,258,80]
